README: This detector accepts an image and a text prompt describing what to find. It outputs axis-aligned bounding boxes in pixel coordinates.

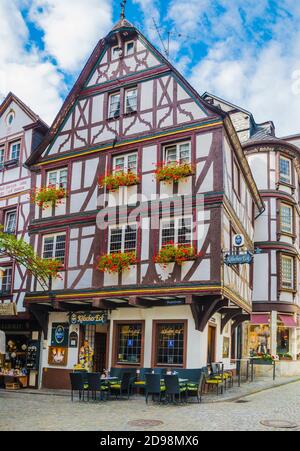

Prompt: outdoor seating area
[69,362,257,405]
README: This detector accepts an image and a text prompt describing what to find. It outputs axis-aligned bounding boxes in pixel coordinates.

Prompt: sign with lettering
[0,303,17,317]
[69,312,108,326]
[51,323,69,347]
[224,251,253,266]
[0,179,30,199]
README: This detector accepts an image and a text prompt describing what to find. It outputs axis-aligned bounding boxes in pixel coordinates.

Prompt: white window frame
[0,147,4,168]
[281,255,294,290]
[160,216,193,249]
[4,210,17,234]
[280,204,293,234]
[9,141,21,161]
[163,141,191,165]
[125,41,135,56]
[112,152,138,174]
[125,87,138,114]
[47,168,68,189]
[279,156,292,185]
[109,92,121,119]
[108,223,137,254]
[0,267,12,294]
[42,233,67,264]
[112,45,121,60]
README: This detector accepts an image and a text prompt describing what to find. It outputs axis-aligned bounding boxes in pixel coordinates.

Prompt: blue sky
[1,0,300,136]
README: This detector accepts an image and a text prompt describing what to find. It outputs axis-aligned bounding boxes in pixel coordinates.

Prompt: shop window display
[249,325,271,355]
[277,327,291,358]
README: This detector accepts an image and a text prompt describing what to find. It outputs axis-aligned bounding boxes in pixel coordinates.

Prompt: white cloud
[167,0,300,136]
[28,0,113,72]
[0,0,64,125]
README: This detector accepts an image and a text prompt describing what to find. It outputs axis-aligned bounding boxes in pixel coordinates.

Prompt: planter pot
[252,359,273,366]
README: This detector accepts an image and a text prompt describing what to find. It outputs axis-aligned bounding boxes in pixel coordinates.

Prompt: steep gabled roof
[0,92,48,130]
[25,20,224,167]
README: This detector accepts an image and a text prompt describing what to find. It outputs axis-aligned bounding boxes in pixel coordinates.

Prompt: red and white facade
[23,19,263,388]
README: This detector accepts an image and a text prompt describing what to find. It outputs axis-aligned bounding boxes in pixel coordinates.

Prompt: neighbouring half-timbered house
[204,93,300,375]
[0,93,48,387]
[25,18,264,389]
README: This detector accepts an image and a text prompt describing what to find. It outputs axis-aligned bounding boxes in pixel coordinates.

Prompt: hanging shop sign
[0,303,17,317]
[69,311,108,326]
[51,323,69,347]
[224,251,253,266]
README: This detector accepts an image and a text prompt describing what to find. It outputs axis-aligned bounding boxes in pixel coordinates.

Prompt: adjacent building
[0,93,48,387]
[203,93,300,373]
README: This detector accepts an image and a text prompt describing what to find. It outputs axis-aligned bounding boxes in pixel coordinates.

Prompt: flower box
[97,252,137,274]
[31,185,67,209]
[154,243,198,267]
[155,162,194,184]
[98,171,140,191]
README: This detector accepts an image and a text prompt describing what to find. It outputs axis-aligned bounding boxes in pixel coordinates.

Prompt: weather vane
[120,0,127,19]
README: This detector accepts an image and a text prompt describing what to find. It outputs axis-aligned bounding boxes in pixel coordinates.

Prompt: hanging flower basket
[155,162,194,184]
[31,185,67,209]
[97,252,137,274]
[154,242,198,267]
[98,171,140,191]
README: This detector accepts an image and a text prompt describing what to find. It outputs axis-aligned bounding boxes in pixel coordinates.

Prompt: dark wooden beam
[190,296,229,332]
[92,298,117,310]
[28,305,49,339]
[231,314,251,332]
[221,308,243,333]
[128,296,150,309]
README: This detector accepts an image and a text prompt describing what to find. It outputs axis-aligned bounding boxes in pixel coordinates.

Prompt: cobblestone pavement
[1,381,300,431]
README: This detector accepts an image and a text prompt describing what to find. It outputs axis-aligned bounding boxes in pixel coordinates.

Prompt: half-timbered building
[204,93,300,375]
[25,18,264,389]
[0,93,48,387]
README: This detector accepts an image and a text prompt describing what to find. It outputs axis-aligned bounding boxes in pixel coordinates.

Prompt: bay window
[109,224,137,254]
[281,255,294,290]
[279,156,292,184]
[280,204,293,234]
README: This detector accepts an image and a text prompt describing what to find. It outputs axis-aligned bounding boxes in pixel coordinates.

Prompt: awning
[278,315,297,328]
[251,314,270,325]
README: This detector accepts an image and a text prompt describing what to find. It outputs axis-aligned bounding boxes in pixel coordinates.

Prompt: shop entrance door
[94,333,107,373]
[207,325,216,364]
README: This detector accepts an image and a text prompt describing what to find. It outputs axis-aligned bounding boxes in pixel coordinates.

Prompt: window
[0,267,12,294]
[9,141,21,161]
[109,224,137,254]
[279,156,292,184]
[281,255,294,290]
[47,168,68,189]
[126,41,135,56]
[112,46,121,59]
[4,210,17,234]
[277,326,290,356]
[154,322,186,367]
[43,233,66,264]
[113,152,137,174]
[125,88,137,114]
[280,204,293,234]
[160,217,192,247]
[0,147,4,169]
[233,160,240,196]
[115,323,143,365]
[164,141,191,164]
[109,92,121,119]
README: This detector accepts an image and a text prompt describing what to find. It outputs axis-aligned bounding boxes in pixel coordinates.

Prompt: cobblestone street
[1,381,300,431]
